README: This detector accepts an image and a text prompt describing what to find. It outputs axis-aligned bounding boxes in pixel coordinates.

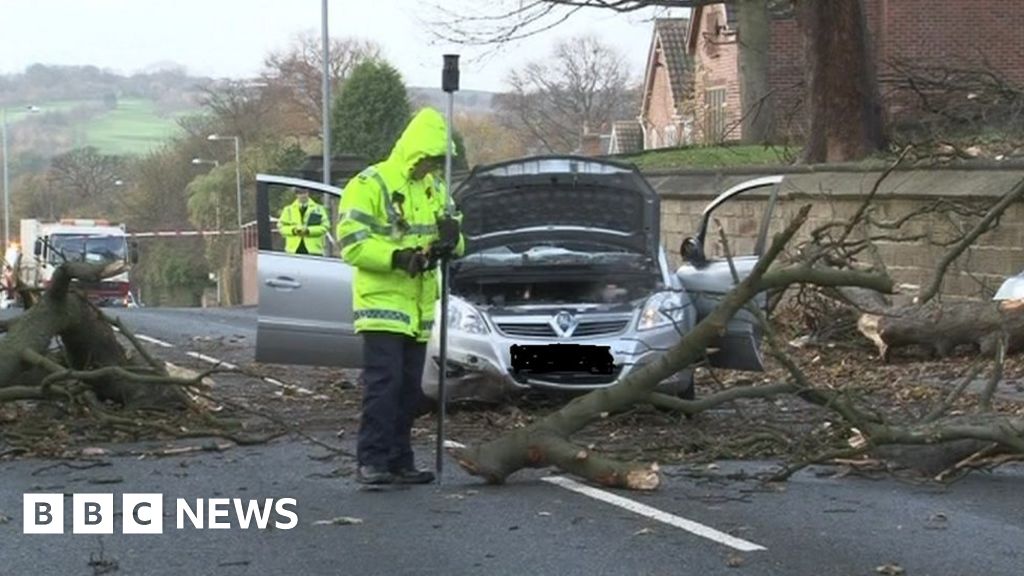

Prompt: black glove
[437,215,460,248]
[391,247,428,277]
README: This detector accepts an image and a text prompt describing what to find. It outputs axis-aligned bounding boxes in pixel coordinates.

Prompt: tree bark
[0,262,186,408]
[859,300,1024,361]
[799,0,886,163]
[737,0,774,144]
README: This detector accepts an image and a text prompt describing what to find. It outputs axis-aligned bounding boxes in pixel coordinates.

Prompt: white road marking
[186,351,239,370]
[136,334,174,348]
[542,476,766,552]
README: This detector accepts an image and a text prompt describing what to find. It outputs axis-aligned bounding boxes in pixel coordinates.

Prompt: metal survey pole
[436,54,459,484]
[321,0,331,185]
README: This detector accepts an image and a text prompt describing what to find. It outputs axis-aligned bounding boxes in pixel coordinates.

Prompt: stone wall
[647,163,1024,300]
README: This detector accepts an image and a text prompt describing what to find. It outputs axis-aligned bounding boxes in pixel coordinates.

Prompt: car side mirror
[680,237,705,265]
[33,239,43,257]
[129,241,139,265]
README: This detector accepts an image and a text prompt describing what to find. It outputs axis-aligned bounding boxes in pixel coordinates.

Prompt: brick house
[638,18,692,149]
[684,0,1024,144]
[686,2,800,143]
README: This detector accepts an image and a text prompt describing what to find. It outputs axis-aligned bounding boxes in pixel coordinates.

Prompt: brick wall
[651,166,1024,300]
[691,4,743,143]
[645,47,678,149]
[876,0,1024,84]
[766,17,805,141]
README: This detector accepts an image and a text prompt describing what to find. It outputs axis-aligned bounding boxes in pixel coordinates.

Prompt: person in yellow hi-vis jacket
[337,108,464,485]
[277,188,329,255]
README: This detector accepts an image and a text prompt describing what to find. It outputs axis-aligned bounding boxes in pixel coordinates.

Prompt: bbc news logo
[23,493,298,534]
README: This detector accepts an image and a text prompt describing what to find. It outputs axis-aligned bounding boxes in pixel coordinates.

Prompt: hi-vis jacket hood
[383,107,452,178]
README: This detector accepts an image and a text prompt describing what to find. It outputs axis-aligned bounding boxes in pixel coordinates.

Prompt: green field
[5,97,196,156]
[80,98,190,155]
[619,144,801,169]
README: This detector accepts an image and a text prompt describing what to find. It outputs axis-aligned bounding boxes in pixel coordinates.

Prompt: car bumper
[421,323,690,402]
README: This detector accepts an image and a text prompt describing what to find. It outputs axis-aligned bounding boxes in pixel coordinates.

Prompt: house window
[705,88,727,143]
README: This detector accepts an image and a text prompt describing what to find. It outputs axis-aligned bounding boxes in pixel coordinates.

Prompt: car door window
[264,184,339,258]
[255,176,362,368]
[699,180,780,259]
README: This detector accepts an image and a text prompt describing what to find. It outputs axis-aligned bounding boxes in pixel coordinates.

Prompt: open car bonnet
[454,156,661,257]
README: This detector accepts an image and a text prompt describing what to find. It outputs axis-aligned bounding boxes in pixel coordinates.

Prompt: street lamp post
[192,152,225,305]
[191,158,222,230]
[1,105,41,251]
[207,134,242,229]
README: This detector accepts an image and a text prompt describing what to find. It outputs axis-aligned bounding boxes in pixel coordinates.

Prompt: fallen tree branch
[647,382,797,415]
[452,205,902,488]
[979,335,1006,411]
[923,360,986,423]
[917,176,1024,304]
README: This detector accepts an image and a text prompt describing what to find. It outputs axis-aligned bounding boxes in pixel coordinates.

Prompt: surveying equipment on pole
[436,53,459,484]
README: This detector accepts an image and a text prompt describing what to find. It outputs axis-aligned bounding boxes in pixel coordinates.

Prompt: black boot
[357,465,394,485]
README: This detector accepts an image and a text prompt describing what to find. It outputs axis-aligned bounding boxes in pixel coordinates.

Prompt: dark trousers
[357,331,427,470]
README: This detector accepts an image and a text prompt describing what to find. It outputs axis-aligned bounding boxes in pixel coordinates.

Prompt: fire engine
[13,218,137,307]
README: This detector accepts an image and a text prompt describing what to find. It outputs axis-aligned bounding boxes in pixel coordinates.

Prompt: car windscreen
[49,234,127,265]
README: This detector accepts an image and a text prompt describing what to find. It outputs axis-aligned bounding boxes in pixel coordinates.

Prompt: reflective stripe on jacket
[337,108,464,341]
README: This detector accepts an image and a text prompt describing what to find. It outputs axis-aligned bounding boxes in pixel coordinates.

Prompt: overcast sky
[0,0,685,92]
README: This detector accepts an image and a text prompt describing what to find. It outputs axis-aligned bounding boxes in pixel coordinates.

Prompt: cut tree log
[0,261,187,408]
[857,299,1024,361]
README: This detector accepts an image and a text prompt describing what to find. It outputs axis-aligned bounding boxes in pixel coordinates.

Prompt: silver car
[253,158,780,403]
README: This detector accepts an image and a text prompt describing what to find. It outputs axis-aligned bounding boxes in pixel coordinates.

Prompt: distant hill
[0,65,499,161]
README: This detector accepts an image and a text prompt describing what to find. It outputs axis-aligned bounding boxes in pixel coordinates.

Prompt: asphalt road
[1,306,1022,575]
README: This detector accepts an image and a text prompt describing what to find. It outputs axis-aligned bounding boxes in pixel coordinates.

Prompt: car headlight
[447,297,489,334]
[637,291,687,331]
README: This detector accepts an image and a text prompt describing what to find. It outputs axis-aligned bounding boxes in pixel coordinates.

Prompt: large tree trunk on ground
[737,0,774,144]
[799,0,886,163]
[0,262,187,408]
[858,300,1024,361]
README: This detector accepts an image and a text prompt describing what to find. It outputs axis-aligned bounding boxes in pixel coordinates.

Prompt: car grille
[495,318,630,338]
[572,320,630,337]
[497,323,557,337]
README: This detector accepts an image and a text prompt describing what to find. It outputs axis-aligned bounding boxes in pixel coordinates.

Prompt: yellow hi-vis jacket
[278,198,329,255]
[336,108,465,342]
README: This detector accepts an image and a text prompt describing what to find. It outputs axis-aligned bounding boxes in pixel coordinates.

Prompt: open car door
[254,174,362,368]
[675,176,783,371]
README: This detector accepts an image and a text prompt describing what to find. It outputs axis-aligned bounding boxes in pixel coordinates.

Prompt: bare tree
[455,112,529,165]
[495,35,636,153]
[196,80,275,144]
[262,32,381,137]
[46,147,124,218]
